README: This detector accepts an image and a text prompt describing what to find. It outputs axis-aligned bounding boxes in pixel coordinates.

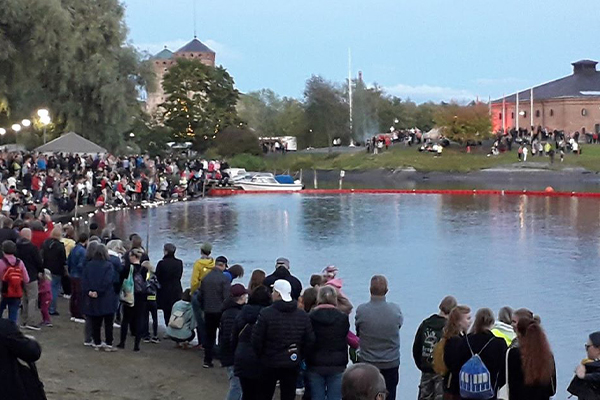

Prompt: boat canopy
[275,175,295,184]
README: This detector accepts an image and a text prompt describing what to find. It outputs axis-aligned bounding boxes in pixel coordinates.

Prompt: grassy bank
[230,145,600,173]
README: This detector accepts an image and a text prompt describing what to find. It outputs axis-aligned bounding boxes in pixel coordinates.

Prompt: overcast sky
[123,0,600,103]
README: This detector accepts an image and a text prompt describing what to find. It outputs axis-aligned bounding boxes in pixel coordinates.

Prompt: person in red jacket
[30,215,54,249]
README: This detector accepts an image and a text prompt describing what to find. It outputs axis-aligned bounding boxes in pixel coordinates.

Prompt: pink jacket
[0,254,29,284]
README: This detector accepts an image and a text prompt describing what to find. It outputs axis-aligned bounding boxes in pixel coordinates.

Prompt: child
[142,261,160,343]
[166,289,196,349]
[39,269,53,327]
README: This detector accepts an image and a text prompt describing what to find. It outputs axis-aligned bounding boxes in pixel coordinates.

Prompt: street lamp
[39,114,51,144]
[37,109,49,118]
[12,124,21,132]
[0,128,5,136]
[129,132,135,138]
[22,119,31,127]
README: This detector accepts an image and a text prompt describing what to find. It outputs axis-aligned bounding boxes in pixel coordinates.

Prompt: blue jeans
[191,293,206,346]
[307,371,343,400]
[0,297,21,323]
[50,274,62,314]
[226,366,242,400]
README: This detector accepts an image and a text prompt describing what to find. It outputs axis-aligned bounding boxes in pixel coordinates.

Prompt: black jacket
[0,228,19,245]
[443,334,464,395]
[263,266,302,300]
[155,255,183,311]
[251,300,315,369]
[446,331,508,399]
[41,238,66,276]
[413,314,447,373]
[199,268,230,314]
[219,298,243,367]
[307,306,349,374]
[0,319,42,400]
[507,346,556,400]
[16,238,43,283]
[233,304,266,379]
[568,359,600,400]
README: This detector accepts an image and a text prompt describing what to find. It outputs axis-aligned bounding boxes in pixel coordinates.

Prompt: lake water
[96,194,600,399]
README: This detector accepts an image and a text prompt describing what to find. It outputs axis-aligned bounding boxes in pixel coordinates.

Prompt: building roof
[153,48,174,60]
[176,38,215,54]
[492,60,600,104]
[35,132,107,154]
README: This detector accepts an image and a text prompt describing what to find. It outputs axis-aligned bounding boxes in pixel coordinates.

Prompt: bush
[214,127,261,157]
[229,153,266,171]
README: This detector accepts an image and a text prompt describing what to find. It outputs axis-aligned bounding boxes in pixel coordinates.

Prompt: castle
[145,38,216,115]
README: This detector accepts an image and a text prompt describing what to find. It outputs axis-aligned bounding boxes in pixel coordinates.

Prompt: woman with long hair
[507,318,556,400]
[247,269,266,294]
[435,305,471,400]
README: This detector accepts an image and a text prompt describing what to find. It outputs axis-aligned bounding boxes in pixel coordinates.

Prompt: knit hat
[590,331,600,348]
[230,284,248,298]
[200,242,212,254]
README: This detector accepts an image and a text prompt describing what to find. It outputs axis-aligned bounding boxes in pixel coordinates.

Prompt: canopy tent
[34,132,107,155]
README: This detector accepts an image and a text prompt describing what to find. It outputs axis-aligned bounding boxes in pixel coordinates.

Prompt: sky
[123,0,600,103]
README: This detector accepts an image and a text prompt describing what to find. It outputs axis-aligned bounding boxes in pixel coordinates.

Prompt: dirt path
[34,298,228,400]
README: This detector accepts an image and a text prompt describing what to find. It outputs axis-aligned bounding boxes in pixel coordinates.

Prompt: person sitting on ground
[492,306,516,345]
[263,257,302,300]
[341,363,388,400]
[568,331,600,400]
[166,289,196,349]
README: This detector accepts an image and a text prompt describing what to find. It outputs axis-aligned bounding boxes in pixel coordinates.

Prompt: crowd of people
[0,213,599,400]
[0,151,233,217]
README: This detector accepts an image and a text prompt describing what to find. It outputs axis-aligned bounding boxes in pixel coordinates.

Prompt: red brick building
[146,38,216,114]
[491,60,600,135]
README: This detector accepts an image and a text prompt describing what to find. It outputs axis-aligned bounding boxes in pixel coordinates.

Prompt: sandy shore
[34,298,228,400]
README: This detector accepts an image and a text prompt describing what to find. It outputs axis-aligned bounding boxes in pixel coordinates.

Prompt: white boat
[237,173,303,192]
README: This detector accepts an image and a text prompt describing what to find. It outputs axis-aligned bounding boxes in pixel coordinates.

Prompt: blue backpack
[459,336,496,399]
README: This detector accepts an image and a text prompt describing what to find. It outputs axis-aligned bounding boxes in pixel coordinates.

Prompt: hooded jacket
[307,305,350,375]
[263,266,302,300]
[41,237,66,276]
[16,238,42,283]
[67,243,86,279]
[219,298,244,367]
[199,268,230,314]
[81,259,118,316]
[233,304,266,379]
[492,321,516,346]
[0,255,30,294]
[166,300,196,341]
[568,359,600,400]
[325,278,353,314]
[190,257,214,294]
[252,300,315,369]
[413,314,447,373]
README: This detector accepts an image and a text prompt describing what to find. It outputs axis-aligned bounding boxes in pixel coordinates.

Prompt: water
[96,194,600,399]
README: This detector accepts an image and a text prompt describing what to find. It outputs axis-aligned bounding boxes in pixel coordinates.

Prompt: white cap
[273,279,292,302]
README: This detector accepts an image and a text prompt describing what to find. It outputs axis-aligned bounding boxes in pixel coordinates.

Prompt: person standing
[190,242,215,348]
[16,228,43,330]
[220,284,248,400]
[82,243,118,351]
[0,241,30,323]
[355,275,404,400]
[263,258,302,300]
[507,317,556,400]
[67,233,88,322]
[41,227,67,316]
[117,248,147,351]
[492,306,516,346]
[307,285,350,400]
[568,331,600,400]
[155,243,183,326]
[199,256,230,368]
[413,295,457,400]
[252,279,315,400]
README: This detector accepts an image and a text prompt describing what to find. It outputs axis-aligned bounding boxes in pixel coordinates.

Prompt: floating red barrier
[207,188,600,198]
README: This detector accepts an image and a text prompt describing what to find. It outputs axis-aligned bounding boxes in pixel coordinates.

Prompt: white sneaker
[72,318,85,324]
[296,388,305,396]
[70,317,76,322]
[62,294,71,299]
[103,344,117,352]
[83,341,94,347]
[25,325,41,331]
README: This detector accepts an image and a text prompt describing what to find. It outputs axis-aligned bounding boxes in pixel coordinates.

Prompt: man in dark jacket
[568,331,600,400]
[220,284,247,400]
[155,243,183,326]
[412,295,457,400]
[67,233,88,321]
[0,319,43,400]
[263,257,302,300]
[41,227,67,316]
[0,218,19,244]
[17,228,44,330]
[199,256,230,368]
[252,279,315,400]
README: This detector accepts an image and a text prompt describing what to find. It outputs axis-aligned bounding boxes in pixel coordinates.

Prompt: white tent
[34,132,107,154]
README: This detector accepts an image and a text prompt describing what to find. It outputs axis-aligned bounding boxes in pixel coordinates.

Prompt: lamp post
[37,109,50,144]
[0,128,5,146]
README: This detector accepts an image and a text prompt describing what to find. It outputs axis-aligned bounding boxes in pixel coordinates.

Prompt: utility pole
[348,48,353,137]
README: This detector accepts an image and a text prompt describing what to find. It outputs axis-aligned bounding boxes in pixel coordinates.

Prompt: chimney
[572,60,598,74]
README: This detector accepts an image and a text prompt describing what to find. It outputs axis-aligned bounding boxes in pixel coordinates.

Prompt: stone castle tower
[146,38,216,115]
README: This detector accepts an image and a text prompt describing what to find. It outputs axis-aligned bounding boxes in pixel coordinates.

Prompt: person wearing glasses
[568,331,600,400]
[341,363,388,400]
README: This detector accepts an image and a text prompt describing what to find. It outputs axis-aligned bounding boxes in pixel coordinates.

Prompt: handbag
[119,266,134,307]
[497,347,511,400]
[168,310,185,329]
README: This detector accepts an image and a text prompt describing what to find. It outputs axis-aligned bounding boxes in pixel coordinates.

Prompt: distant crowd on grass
[0,151,233,217]
[2,218,600,400]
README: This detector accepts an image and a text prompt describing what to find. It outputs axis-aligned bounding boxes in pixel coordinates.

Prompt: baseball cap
[230,284,248,298]
[273,279,292,302]
[216,256,228,265]
[275,257,290,269]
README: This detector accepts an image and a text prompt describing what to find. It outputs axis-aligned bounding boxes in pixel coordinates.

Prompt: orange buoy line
[207,188,600,198]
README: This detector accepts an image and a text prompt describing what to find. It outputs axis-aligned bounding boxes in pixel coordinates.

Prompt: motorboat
[237,173,303,192]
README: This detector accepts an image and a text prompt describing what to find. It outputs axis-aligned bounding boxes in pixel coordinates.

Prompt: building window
[535,110,540,118]
[550,109,554,117]
[163,61,166,65]
[499,113,502,121]
[511,112,514,119]
[582,108,588,116]
[164,68,168,72]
